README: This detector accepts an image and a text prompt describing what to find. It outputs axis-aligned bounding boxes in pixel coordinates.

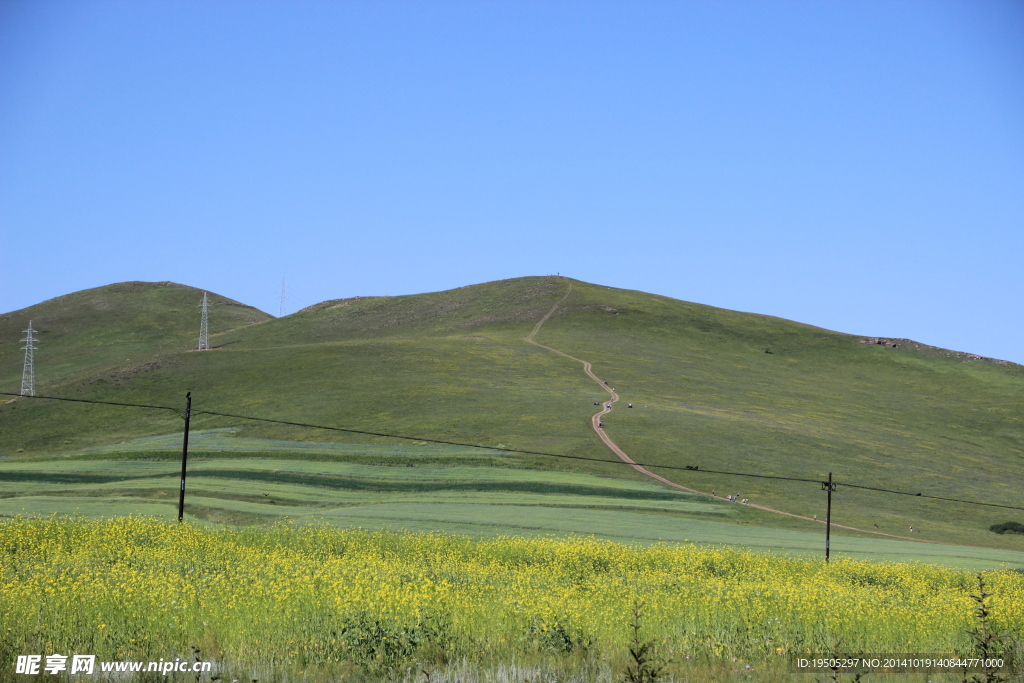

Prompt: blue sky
[2,1,1023,361]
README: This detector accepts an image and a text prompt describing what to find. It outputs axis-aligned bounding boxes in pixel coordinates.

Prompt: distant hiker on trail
[628,403,633,408]
[594,402,601,406]
[909,526,914,532]
[711,490,715,496]
[603,381,608,385]
[874,524,878,528]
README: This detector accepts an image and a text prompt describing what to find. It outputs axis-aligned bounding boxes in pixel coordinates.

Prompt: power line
[3,391,1022,512]
[195,408,642,466]
[0,391,181,416]
[0,392,806,476]
[195,410,973,506]
[673,465,821,485]
[839,481,1024,512]
[198,410,1024,512]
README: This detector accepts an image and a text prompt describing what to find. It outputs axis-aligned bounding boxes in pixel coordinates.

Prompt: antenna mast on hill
[279,278,287,317]
[20,321,38,396]
[198,293,210,350]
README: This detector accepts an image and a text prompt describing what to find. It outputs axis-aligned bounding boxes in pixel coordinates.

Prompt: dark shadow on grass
[0,469,707,501]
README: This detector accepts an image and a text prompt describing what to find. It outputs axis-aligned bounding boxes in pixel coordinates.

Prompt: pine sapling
[963,574,1008,683]
[621,602,665,683]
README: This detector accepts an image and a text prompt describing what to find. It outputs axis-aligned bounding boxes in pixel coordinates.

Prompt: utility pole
[279,278,287,317]
[198,293,209,350]
[177,392,192,522]
[822,472,835,563]
[20,321,38,396]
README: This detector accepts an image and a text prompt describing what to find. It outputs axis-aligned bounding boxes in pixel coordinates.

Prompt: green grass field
[2,276,1023,560]
[4,434,1024,570]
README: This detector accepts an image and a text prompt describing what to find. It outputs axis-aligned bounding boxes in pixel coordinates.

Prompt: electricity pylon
[20,321,38,396]
[198,292,209,350]
[279,278,287,317]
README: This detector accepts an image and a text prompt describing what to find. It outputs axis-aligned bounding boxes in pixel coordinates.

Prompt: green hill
[1,276,1022,560]
[0,280,271,385]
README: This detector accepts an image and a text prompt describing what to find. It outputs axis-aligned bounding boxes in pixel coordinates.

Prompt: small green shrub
[989,522,1024,535]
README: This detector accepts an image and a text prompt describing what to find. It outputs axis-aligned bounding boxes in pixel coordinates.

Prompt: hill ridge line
[525,282,936,546]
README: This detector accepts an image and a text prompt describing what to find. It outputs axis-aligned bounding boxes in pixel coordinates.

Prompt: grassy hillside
[533,281,1024,550]
[0,281,271,389]
[1,276,1022,557]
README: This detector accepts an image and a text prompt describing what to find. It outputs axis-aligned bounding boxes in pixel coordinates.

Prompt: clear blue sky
[2,1,1022,361]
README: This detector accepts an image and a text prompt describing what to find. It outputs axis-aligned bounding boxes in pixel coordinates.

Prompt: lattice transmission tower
[20,321,38,396]
[198,292,210,350]
[279,278,287,317]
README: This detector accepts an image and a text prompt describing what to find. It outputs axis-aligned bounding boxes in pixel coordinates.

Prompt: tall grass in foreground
[1,517,1022,682]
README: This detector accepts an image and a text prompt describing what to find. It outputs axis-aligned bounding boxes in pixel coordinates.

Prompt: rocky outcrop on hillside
[861,337,901,348]
[860,337,1018,367]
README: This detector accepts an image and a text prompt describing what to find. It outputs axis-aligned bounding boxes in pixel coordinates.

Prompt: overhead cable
[5,391,1022,511]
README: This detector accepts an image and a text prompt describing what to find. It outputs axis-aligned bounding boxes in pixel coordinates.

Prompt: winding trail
[525,281,933,545]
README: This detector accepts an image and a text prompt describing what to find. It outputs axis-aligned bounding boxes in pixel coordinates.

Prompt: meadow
[2,277,1024,552]
[4,434,1024,569]
[4,277,1024,681]
[1,516,1022,682]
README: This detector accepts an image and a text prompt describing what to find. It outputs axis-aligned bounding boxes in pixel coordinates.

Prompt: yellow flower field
[1,516,1021,679]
